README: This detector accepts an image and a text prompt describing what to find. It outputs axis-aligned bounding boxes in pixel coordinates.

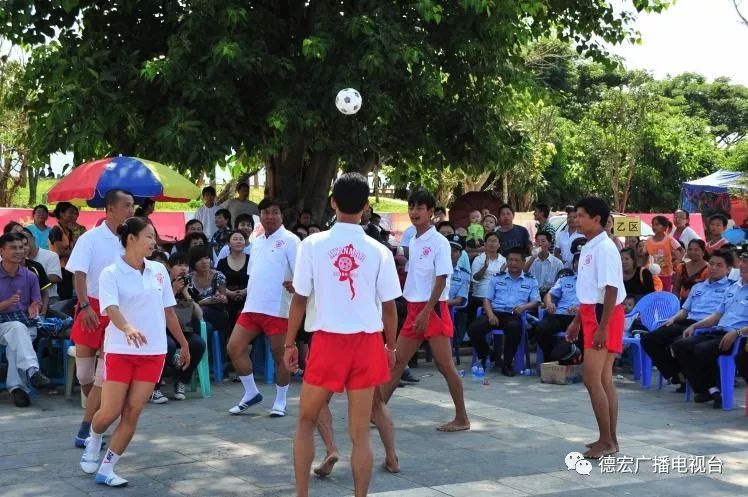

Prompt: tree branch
[734,0,748,27]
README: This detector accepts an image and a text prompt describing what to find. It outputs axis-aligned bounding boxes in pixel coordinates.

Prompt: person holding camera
[150,253,207,403]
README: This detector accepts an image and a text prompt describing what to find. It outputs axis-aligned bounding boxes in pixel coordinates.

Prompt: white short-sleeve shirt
[243,226,299,318]
[403,226,453,302]
[293,222,402,334]
[33,248,62,298]
[99,257,176,355]
[66,224,123,299]
[400,225,417,248]
[576,231,626,305]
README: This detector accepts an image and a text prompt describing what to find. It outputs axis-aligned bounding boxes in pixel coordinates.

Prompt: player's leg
[313,402,339,477]
[581,347,616,458]
[381,336,421,403]
[74,344,102,446]
[294,382,333,497]
[227,318,262,413]
[372,386,399,472]
[346,387,376,497]
[268,331,292,416]
[429,336,470,432]
[601,351,619,453]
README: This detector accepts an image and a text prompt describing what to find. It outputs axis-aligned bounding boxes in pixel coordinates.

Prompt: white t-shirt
[470,252,506,298]
[66,223,123,299]
[293,222,402,334]
[33,248,62,299]
[99,257,176,355]
[403,226,453,302]
[576,231,627,305]
[400,225,417,248]
[557,229,584,267]
[193,205,220,239]
[243,226,299,318]
[676,226,701,251]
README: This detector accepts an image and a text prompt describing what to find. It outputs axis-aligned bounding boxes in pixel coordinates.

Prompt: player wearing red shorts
[565,197,626,459]
[227,197,299,416]
[79,217,191,487]
[284,173,400,497]
[381,190,470,433]
[67,189,134,448]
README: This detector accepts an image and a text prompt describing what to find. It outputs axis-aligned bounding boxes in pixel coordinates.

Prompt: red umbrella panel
[449,191,504,229]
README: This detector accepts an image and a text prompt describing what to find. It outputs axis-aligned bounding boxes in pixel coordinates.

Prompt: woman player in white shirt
[79,217,191,487]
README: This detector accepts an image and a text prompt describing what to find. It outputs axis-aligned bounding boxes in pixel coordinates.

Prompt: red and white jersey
[403,226,453,302]
[243,226,299,318]
[576,230,626,305]
[293,222,402,334]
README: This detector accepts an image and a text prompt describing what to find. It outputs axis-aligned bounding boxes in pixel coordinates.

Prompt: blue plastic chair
[683,327,746,411]
[0,344,6,390]
[193,320,212,397]
[210,328,224,382]
[474,308,528,374]
[450,298,469,364]
[623,292,680,385]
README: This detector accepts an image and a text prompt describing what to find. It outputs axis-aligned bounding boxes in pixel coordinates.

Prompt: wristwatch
[79,301,90,311]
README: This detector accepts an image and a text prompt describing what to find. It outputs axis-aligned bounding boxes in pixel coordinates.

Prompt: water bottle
[476,366,485,380]
[471,365,478,379]
[524,368,532,376]
[458,369,465,378]
[173,351,182,368]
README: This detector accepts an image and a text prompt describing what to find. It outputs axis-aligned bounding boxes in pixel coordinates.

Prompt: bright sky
[611,0,748,85]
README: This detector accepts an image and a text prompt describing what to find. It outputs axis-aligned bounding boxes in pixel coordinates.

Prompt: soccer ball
[335,88,362,115]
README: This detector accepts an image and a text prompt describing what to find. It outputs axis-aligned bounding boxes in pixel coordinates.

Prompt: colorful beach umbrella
[46,156,200,208]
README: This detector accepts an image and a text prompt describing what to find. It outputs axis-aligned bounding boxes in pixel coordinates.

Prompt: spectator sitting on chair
[24,226,62,309]
[672,239,709,302]
[214,213,254,262]
[19,229,52,316]
[437,221,471,274]
[150,252,207,404]
[467,246,540,376]
[535,253,581,364]
[186,245,229,349]
[705,214,729,255]
[297,208,313,228]
[173,232,209,256]
[525,231,564,297]
[641,249,732,393]
[0,233,52,407]
[210,209,232,257]
[467,232,506,326]
[447,235,470,309]
[671,251,748,409]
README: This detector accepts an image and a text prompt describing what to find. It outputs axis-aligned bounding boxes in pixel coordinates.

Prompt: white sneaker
[80,452,100,474]
[150,390,168,404]
[270,403,287,418]
[174,382,186,401]
[95,472,128,487]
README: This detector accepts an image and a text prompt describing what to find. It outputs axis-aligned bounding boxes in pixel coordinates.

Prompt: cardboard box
[540,361,583,385]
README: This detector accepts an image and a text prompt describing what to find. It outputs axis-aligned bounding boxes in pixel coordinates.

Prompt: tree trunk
[502,172,509,203]
[27,163,38,206]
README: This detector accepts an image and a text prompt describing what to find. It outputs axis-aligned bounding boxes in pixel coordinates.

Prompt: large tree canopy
[1,0,668,216]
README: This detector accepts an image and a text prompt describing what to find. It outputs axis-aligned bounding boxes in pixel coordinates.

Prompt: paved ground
[1,365,747,497]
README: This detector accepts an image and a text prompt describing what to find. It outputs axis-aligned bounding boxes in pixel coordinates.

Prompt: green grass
[10,181,409,214]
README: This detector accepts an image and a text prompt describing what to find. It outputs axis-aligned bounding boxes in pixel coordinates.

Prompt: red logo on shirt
[328,244,365,299]
[421,247,432,259]
[584,255,592,265]
[155,273,164,286]
[274,240,285,249]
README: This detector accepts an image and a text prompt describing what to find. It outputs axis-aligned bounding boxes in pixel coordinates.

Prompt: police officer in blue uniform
[641,250,733,390]
[672,251,748,408]
[447,235,470,309]
[535,252,581,364]
[467,246,540,376]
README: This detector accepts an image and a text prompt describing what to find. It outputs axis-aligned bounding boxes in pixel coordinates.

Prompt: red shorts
[104,353,167,384]
[400,301,453,340]
[305,331,390,393]
[580,303,625,354]
[236,312,287,336]
[70,297,110,350]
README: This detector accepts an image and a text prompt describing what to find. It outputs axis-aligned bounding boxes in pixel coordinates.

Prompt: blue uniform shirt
[682,277,731,322]
[449,266,470,303]
[716,280,748,332]
[488,271,540,313]
[548,274,579,316]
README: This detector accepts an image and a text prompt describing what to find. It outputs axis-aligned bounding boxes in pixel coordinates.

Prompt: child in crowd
[466,210,484,248]
[210,209,232,256]
[482,214,498,234]
[705,214,729,255]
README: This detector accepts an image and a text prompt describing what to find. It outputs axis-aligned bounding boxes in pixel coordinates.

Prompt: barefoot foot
[436,420,470,432]
[383,457,400,473]
[583,443,617,459]
[313,453,339,477]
